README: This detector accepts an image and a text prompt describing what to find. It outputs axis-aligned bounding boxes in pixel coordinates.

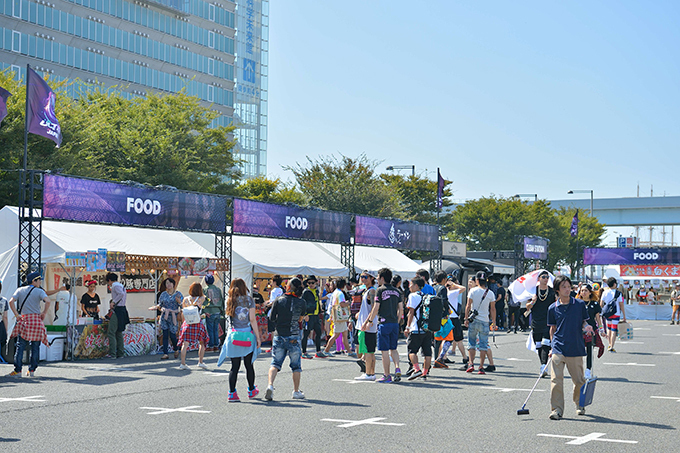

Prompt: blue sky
[266,1,680,205]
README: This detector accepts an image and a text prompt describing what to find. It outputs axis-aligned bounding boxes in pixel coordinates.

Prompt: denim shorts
[271,335,302,372]
[467,319,489,351]
[377,322,399,351]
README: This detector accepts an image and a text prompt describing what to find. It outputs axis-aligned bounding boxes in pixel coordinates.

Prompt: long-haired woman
[578,284,604,379]
[224,278,261,402]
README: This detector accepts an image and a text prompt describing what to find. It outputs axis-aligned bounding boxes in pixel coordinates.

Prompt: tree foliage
[285,154,401,217]
[450,196,605,273]
[236,175,306,204]
[0,70,239,208]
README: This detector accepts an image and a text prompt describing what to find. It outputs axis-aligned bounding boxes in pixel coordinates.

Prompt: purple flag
[570,209,579,237]
[0,86,10,124]
[26,67,62,147]
[437,169,445,210]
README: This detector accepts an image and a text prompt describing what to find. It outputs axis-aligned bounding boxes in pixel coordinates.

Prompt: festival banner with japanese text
[620,265,680,278]
[355,215,438,251]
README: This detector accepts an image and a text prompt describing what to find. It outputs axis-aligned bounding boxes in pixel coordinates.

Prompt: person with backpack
[265,277,307,401]
[301,275,324,359]
[464,271,496,374]
[507,290,521,334]
[434,274,467,368]
[600,277,626,353]
[404,277,433,380]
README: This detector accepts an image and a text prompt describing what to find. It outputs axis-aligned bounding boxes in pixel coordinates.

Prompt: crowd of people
[1,266,638,419]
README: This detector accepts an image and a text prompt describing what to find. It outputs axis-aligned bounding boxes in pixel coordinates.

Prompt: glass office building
[0,0,268,177]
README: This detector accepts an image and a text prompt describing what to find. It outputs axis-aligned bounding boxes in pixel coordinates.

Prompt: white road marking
[651,396,680,402]
[332,378,375,385]
[505,358,532,362]
[139,406,211,415]
[663,334,680,337]
[603,362,655,367]
[617,341,644,344]
[537,432,637,445]
[658,352,680,355]
[0,395,46,403]
[87,367,134,372]
[321,417,405,428]
[634,328,650,330]
[489,387,546,393]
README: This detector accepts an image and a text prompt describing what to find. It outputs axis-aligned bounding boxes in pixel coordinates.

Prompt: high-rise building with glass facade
[0,0,268,177]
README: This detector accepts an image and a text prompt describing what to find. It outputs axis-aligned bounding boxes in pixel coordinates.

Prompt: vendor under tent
[0,206,220,360]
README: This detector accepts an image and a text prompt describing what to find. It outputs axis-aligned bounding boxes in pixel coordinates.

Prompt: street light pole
[513,194,538,202]
[567,189,594,216]
[386,165,416,177]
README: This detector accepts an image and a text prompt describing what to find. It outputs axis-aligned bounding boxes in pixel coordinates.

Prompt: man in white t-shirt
[404,277,432,380]
[600,277,626,352]
[464,271,496,374]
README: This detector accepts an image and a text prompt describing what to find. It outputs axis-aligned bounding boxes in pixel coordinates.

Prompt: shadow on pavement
[583,414,676,430]
[0,438,21,443]
[597,376,662,386]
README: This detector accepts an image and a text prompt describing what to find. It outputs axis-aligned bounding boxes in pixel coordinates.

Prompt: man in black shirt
[366,268,403,383]
[525,270,555,377]
[301,275,323,358]
[265,278,308,401]
[495,285,506,330]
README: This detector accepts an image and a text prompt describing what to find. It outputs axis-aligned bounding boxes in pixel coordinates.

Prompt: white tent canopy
[0,206,216,298]
[186,232,349,289]
[315,243,422,280]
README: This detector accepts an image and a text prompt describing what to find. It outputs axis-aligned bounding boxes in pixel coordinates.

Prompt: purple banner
[0,86,10,124]
[233,198,351,243]
[26,67,62,147]
[584,248,680,265]
[43,174,227,233]
[524,237,548,260]
[355,215,438,251]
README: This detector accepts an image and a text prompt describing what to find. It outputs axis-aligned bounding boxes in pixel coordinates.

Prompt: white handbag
[183,306,201,325]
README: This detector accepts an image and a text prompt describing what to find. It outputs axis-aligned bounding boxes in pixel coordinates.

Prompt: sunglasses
[360,275,369,279]
[540,275,549,279]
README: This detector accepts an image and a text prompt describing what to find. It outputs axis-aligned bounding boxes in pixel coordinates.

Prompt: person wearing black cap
[301,275,324,358]
[6,271,53,377]
[202,274,224,352]
[525,271,555,378]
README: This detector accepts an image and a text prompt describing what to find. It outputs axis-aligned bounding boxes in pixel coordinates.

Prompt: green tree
[285,154,401,217]
[381,173,455,234]
[553,207,605,278]
[450,196,605,273]
[236,175,306,204]
[0,70,240,208]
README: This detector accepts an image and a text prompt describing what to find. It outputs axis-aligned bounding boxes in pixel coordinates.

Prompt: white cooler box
[39,334,66,362]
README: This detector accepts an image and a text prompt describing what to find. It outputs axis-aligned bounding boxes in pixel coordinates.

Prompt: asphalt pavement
[1,320,678,452]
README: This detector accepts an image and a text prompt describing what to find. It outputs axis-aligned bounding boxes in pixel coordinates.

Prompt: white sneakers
[197,362,208,369]
[355,374,376,381]
[292,390,305,399]
[178,364,190,370]
[264,386,275,401]
[585,368,592,379]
